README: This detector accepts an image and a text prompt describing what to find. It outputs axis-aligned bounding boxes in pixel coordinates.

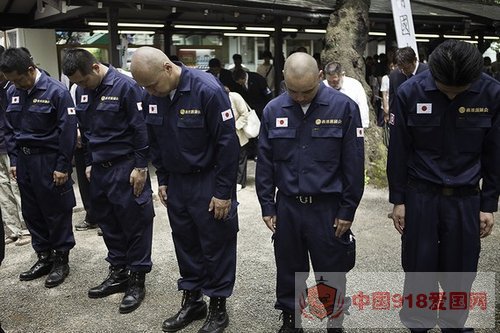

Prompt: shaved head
[284,52,320,82]
[130,46,181,97]
[283,52,322,105]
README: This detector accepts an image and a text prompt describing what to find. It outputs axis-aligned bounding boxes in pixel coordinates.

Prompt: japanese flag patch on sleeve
[221,109,233,121]
[67,107,76,115]
[356,127,364,137]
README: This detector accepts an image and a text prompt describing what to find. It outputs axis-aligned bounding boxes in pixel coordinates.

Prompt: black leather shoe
[45,250,69,288]
[162,290,207,332]
[19,251,53,281]
[278,312,303,333]
[88,266,129,298]
[119,272,146,314]
[198,297,229,333]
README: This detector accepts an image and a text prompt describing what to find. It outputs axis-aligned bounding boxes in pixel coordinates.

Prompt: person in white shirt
[323,62,370,128]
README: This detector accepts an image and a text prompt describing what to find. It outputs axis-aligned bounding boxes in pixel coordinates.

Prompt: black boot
[88,266,129,298]
[19,251,53,281]
[45,250,69,288]
[162,290,207,332]
[119,271,146,314]
[278,312,303,333]
[198,297,229,333]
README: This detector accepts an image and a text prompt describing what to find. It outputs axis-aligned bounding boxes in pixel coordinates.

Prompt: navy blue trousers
[166,170,238,297]
[16,152,75,253]
[401,187,480,333]
[273,192,355,314]
[90,158,154,272]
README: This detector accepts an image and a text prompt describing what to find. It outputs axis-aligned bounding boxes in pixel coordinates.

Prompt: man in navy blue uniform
[130,46,239,333]
[0,47,77,288]
[388,40,499,332]
[62,49,154,314]
[256,52,364,332]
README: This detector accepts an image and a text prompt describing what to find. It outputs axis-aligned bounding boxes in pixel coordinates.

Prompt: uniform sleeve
[2,89,18,167]
[55,89,77,172]
[124,84,149,168]
[142,94,168,186]
[480,107,500,212]
[387,91,411,205]
[255,106,276,217]
[205,89,239,200]
[337,100,365,221]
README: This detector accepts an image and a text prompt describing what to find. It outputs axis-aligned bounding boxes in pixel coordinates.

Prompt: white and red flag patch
[416,103,432,114]
[276,117,288,127]
[221,109,233,121]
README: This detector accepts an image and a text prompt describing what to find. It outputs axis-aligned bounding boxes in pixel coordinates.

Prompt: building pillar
[107,6,120,67]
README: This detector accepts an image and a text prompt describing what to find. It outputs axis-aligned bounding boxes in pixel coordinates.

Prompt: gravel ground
[1,161,498,333]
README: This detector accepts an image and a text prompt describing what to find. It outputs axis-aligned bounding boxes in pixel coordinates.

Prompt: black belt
[19,146,55,155]
[293,194,338,204]
[296,195,314,204]
[97,154,133,168]
[408,179,479,197]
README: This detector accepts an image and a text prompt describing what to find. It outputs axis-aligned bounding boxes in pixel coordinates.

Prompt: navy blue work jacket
[74,66,148,168]
[142,64,239,200]
[387,71,500,212]
[256,83,365,221]
[3,71,76,171]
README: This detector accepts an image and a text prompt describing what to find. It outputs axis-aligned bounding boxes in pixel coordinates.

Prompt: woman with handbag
[225,87,250,191]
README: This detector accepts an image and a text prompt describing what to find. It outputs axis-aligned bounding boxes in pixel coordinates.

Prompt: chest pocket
[407,114,441,150]
[455,116,491,153]
[5,104,23,128]
[96,102,123,129]
[311,126,342,162]
[26,104,55,131]
[269,128,296,161]
[177,116,207,151]
[145,114,163,126]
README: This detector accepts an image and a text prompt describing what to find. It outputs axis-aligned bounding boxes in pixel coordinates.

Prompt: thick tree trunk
[321,0,387,187]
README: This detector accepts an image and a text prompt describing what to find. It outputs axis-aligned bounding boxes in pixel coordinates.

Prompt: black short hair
[62,48,98,76]
[395,47,417,66]
[0,47,34,75]
[232,68,247,81]
[232,53,242,61]
[209,58,222,68]
[428,40,483,86]
[262,50,273,59]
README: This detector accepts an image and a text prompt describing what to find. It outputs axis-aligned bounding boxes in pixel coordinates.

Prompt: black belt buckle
[21,147,31,155]
[442,187,454,196]
[100,161,113,168]
[296,195,313,204]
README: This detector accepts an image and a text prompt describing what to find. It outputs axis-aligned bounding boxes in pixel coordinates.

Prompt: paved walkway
[1,161,498,332]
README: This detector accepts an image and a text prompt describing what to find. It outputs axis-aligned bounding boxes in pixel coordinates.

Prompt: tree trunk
[321,0,388,187]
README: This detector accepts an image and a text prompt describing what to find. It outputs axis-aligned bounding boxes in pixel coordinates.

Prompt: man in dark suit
[206,58,239,92]
[389,47,429,113]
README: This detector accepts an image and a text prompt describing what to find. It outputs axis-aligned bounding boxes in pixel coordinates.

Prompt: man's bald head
[284,52,320,82]
[130,46,168,82]
[283,52,322,106]
[130,46,181,97]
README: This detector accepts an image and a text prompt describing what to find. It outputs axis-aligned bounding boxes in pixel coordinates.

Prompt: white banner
[391,0,419,59]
